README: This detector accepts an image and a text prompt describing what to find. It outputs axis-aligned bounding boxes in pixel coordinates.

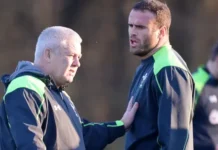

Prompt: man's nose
[72,58,80,67]
[129,27,137,37]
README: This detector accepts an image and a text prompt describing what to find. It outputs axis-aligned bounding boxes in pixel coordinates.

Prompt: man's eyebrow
[67,52,82,58]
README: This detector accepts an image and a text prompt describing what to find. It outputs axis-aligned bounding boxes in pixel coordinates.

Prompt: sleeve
[153,67,194,150]
[0,110,3,150]
[3,88,47,150]
[82,118,125,150]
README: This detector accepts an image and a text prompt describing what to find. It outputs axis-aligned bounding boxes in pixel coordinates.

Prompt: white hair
[34,26,82,62]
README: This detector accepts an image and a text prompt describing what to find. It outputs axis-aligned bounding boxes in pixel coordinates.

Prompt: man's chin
[134,52,149,57]
[65,77,74,84]
[68,78,74,83]
[130,47,137,52]
[130,49,147,57]
[130,48,139,55]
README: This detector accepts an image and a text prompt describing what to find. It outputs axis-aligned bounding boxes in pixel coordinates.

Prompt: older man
[0,26,138,150]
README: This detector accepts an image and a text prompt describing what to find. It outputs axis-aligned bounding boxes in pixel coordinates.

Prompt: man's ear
[44,49,51,63]
[158,26,167,39]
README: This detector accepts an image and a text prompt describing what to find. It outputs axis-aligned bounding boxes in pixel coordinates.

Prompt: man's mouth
[130,39,138,47]
[69,69,76,75]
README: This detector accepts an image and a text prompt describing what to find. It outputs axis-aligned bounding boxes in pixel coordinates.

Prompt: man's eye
[68,54,75,57]
[136,25,145,29]
[128,24,133,27]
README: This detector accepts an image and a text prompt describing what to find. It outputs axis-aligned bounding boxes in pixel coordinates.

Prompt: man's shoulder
[192,66,210,81]
[5,75,46,99]
[192,66,210,94]
[152,46,189,75]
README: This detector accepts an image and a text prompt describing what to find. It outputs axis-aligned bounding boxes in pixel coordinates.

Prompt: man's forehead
[61,40,82,54]
[68,45,82,55]
[129,10,156,22]
[61,39,81,47]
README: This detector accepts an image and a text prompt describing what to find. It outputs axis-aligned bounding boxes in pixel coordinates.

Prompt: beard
[130,39,158,57]
[130,46,153,57]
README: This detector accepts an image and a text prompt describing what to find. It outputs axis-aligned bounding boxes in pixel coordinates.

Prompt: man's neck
[34,61,63,88]
[140,41,170,60]
[34,62,47,74]
[206,60,218,79]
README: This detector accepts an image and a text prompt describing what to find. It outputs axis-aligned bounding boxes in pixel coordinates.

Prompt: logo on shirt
[69,101,82,123]
[53,105,62,111]
[139,73,148,88]
[209,109,218,125]
[62,91,82,123]
[209,95,218,103]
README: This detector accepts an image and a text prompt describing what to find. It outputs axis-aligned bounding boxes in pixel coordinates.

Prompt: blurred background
[0,0,218,149]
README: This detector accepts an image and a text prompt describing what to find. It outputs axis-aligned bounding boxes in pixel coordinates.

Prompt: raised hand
[121,97,139,130]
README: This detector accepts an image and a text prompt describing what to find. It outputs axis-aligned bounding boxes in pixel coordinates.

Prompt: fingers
[131,102,139,114]
[127,96,134,111]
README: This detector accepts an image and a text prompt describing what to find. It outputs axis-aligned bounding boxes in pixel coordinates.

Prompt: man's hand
[121,97,139,130]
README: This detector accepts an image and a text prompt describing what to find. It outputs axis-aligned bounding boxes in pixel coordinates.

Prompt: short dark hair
[132,0,171,32]
[210,42,218,61]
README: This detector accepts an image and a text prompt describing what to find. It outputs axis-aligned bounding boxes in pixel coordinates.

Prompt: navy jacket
[0,61,125,150]
[125,46,195,150]
[193,66,218,150]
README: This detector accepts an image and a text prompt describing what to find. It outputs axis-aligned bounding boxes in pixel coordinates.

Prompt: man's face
[49,39,82,86]
[128,10,160,56]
